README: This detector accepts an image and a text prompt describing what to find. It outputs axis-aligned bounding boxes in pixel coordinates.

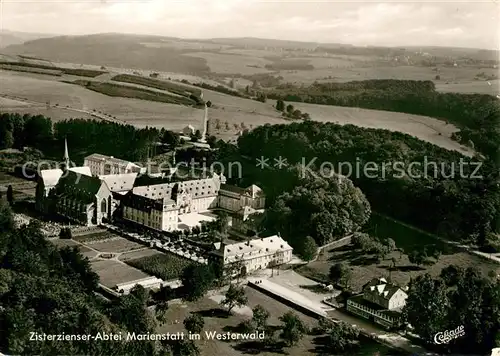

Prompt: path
[376,212,500,265]
[0,93,125,124]
[247,275,438,355]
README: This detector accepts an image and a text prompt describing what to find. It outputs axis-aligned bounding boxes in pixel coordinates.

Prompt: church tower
[63,138,70,169]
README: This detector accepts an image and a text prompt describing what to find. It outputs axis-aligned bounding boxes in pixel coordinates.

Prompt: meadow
[0,68,481,155]
[297,214,500,293]
[90,259,151,289]
[157,286,398,356]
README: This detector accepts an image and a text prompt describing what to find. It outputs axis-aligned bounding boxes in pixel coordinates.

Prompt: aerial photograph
[0,0,499,355]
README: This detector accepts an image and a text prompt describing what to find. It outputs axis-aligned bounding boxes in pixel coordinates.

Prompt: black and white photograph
[0,1,499,355]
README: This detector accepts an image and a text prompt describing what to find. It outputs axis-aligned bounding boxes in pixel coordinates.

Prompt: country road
[0,93,125,124]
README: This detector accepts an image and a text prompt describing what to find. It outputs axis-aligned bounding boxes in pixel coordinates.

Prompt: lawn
[126,253,195,281]
[90,259,150,289]
[72,230,117,243]
[157,286,399,355]
[297,215,500,293]
[87,237,145,253]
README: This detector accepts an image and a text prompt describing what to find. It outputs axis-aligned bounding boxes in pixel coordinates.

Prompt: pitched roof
[56,171,106,203]
[122,192,176,212]
[213,235,293,262]
[362,278,406,306]
[40,169,63,187]
[99,173,137,192]
[69,166,92,177]
[220,184,246,195]
[84,153,139,167]
[132,177,221,200]
[40,166,91,187]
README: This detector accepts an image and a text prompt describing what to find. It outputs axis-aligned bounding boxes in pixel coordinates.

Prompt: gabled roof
[69,166,92,177]
[40,166,91,187]
[56,171,107,203]
[212,235,293,262]
[99,173,137,192]
[84,153,139,167]
[362,277,406,306]
[40,169,63,187]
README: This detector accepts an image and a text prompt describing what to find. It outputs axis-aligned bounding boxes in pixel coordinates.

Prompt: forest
[229,121,499,250]
[0,200,173,355]
[266,80,500,158]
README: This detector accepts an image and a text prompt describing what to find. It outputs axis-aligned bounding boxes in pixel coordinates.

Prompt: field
[126,253,195,281]
[111,74,202,97]
[69,80,197,106]
[157,286,398,356]
[0,68,479,155]
[298,215,500,292]
[90,259,150,289]
[183,52,273,75]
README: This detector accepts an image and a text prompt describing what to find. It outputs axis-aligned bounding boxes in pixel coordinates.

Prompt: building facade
[346,277,408,330]
[53,170,113,226]
[84,153,142,176]
[121,174,224,231]
[218,184,265,213]
[208,235,293,276]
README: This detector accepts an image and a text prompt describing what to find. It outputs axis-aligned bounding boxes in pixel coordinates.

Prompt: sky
[1,0,499,49]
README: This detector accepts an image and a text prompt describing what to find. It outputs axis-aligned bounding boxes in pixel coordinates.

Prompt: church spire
[63,137,69,168]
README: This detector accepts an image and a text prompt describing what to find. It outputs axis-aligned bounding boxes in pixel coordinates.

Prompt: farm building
[208,235,293,276]
[346,277,408,329]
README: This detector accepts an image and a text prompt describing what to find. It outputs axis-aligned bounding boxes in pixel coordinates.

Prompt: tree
[221,284,248,314]
[207,135,217,148]
[402,274,450,344]
[181,264,216,302]
[327,321,360,353]
[298,236,317,261]
[408,250,426,267]
[183,313,204,334]
[279,311,308,347]
[59,227,72,239]
[206,100,212,108]
[6,185,13,206]
[329,262,351,290]
[352,232,372,250]
[155,301,169,325]
[162,130,180,148]
[251,305,270,332]
[286,104,294,114]
[386,238,396,252]
[171,339,200,356]
[276,99,285,111]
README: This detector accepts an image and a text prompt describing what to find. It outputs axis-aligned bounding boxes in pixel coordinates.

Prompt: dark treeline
[266,80,500,157]
[0,201,171,355]
[404,267,500,354]
[233,121,499,249]
[0,113,181,163]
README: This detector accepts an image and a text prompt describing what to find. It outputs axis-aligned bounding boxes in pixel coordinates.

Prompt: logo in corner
[434,325,465,344]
